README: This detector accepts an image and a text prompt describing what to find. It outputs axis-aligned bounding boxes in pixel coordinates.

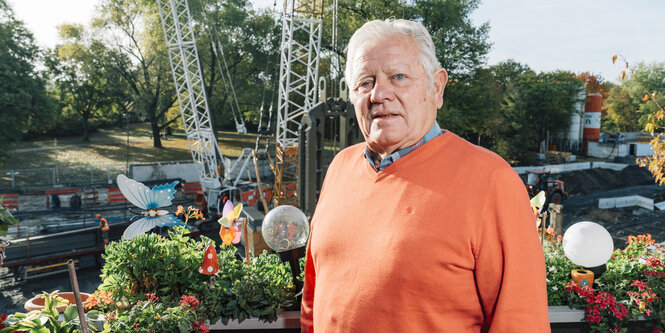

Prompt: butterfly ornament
[116,174,185,240]
[218,199,243,246]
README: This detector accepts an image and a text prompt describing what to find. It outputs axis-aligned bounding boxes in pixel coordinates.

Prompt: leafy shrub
[98,226,296,325]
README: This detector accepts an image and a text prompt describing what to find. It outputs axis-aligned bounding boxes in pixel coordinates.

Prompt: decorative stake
[67,259,89,333]
[242,218,250,265]
[199,244,220,275]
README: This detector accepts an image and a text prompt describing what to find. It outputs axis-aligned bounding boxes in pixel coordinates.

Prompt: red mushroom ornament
[199,244,220,275]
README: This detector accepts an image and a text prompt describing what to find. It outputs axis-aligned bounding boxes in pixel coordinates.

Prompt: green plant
[543,235,578,306]
[0,290,101,333]
[99,226,296,325]
[103,294,207,333]
[545,233,665,332]
[0,196,18,237]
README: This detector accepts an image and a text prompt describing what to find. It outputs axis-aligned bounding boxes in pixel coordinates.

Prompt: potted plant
[0,196,18,266]
[0,290,102,333]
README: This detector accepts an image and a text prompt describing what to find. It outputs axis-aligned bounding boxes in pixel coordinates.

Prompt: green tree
[47,24,126,141]
[604,85,641,132]
[437,67,503,147]
[499,71,583,164]
[0,0,53,160]
[94,0,178,148]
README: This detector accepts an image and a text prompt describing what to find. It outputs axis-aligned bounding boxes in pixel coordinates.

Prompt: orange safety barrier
[182,182,202,196]
[107,188,127,204]
[1,193,18,211]
[46,189,81,208]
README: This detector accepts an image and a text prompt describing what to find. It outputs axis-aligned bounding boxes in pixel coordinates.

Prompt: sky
[9,0,665,83]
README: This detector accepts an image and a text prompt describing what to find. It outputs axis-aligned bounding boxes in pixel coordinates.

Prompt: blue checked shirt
[364,122,443,171]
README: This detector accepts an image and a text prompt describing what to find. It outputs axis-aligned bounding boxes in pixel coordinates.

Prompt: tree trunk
[82,116,90,142]
[151,118,162,148]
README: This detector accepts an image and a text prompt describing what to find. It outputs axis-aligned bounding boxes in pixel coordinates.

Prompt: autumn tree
[614,56,665,184]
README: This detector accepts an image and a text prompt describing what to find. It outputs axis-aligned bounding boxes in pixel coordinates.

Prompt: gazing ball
[262,205,310,252]
[562,221,614,267]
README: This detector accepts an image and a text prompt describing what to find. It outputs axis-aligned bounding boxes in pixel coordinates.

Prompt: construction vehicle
[525,170,567,205]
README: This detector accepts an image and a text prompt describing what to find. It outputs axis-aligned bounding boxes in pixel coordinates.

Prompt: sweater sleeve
[474,167,551,332]
[300,233,316,332]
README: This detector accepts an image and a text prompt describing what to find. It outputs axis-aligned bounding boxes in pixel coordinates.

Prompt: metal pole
[67,259,89,333]
[52,168,56,187]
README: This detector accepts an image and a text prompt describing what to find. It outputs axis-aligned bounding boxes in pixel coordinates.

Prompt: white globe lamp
[562,221,614,268]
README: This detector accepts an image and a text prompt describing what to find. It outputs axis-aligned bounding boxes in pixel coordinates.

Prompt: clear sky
[9,0,664,83]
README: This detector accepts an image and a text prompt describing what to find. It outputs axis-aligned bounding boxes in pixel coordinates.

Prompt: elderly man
[300,19,550,332]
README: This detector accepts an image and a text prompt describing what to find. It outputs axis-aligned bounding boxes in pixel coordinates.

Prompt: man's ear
[433,68,448,109]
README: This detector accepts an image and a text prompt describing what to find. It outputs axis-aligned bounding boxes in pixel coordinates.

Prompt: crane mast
[274,0,324,206]
[156,0,224,196]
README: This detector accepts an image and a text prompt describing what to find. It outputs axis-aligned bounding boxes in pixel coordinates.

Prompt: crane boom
[274,0,324,206]
[156,0,224,195]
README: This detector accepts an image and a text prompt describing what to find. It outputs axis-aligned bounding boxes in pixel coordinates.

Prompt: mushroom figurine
[199,244,220,275]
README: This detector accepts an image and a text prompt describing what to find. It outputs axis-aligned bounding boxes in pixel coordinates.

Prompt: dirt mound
[560,165,655,195]
[621,165,656,186]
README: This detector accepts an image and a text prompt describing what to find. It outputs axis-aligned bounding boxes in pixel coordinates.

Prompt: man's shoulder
[434,131,512,171]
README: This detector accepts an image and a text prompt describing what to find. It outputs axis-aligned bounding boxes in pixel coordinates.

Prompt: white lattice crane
[274,0,324,206]
[157,0,223,198]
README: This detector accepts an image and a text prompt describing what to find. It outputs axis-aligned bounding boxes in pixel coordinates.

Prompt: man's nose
[370,77,394,103]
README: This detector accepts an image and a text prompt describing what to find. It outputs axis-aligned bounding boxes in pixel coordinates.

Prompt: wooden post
[548,204,563,236]
[67,259,89,333]
[243,218,250,265]
[540,212,548,245]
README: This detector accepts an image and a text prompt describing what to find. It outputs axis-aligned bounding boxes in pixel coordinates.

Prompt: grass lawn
[1,123,265,189]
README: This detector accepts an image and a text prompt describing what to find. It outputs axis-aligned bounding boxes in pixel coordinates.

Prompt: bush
[98,226,296,326]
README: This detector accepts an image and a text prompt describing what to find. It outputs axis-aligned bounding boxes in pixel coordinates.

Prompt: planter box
[208,311,300,332]
[206,308,651,333]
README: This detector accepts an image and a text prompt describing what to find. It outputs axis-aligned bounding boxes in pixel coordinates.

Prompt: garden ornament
[116,174,185,240]
[218,200,243,246]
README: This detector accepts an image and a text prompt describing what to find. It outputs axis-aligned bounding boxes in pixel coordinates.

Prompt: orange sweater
[301,132,550,332]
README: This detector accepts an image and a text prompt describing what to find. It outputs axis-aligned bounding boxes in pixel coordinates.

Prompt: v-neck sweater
[301,131,550,332]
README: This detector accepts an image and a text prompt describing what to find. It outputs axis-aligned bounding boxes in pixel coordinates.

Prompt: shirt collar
[364,122,443,171]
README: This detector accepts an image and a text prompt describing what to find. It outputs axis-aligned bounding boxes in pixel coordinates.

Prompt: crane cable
[199,0,247,134]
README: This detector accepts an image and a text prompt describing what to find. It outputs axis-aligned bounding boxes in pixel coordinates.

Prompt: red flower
[180,295,200,310]
[192,321,210,333]
[145,292,159,303]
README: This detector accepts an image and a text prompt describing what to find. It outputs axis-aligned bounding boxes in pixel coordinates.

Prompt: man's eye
[394,74,405,80]
[359,80,373,88]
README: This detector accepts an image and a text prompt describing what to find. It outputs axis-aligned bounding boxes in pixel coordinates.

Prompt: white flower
[549,266,556,272]
[546,278,550,283]
[552,286,558,291]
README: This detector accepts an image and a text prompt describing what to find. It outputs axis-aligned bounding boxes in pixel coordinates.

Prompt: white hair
[345,19,441,96]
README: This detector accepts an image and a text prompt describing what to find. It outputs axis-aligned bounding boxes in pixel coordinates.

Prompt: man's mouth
[372,113,399,119]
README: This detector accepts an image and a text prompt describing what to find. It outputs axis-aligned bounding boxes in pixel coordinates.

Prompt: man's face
[350,35,447,157]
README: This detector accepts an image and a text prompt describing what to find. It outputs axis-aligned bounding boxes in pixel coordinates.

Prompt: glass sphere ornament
[562,221,614,267]
[262,205,310,252]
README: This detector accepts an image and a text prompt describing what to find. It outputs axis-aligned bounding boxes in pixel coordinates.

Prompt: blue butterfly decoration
[116,174,185,240]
